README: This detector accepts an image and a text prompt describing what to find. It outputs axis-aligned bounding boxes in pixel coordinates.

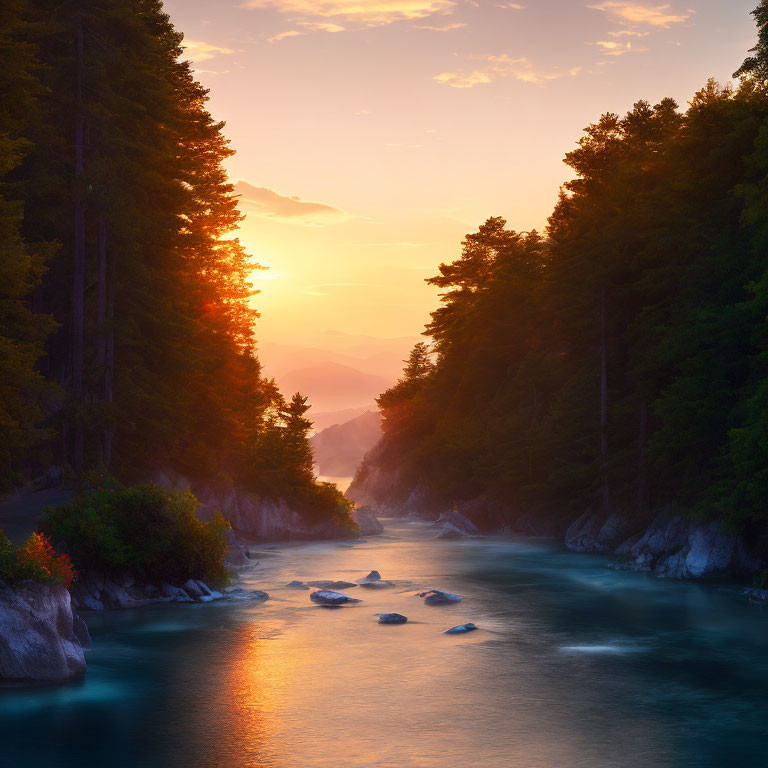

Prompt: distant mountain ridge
[277,362,389,413]
[311,405,375,432]
[311,410,382,477]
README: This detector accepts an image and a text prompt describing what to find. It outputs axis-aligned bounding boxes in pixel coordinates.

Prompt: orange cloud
[416,22,466,30]
[592,39,645,55]
[182,39,237,62]
[241,0,456,26]
[235,181,348,225]
[268,21,345,42]
[588,2,690,28]
[435,55,581,88]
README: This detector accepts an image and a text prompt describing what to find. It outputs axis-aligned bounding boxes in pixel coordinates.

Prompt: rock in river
[378,613,408,624]
[357,570,395,588]
[418,589,462,606]
[310,590,360,606]
[286,580,310,590]
[351,506,384,536]
[306,580,357,590]
[443,623,477,634]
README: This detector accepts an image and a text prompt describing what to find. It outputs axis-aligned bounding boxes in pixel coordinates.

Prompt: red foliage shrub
[16,532,77,589]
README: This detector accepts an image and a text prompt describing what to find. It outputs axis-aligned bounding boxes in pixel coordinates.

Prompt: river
[2,518,767,768]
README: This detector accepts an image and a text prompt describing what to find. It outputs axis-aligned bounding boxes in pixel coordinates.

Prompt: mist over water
[2,519,767,768]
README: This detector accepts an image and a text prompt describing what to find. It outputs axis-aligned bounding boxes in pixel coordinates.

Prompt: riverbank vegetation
[0,1,349,529]
[40,483,231,585]
[0,529,76,588]
[359,4,768,555]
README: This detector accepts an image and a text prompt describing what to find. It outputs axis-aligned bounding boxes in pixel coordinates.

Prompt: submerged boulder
[286,580,310,590]
[310,590,359,606]
[306,580,357,590]
[0,580,87,683]
[250,590,269,602]
[356,570,394,588]
[443,622,477,634]
[417,589,462,606]
[378,613,408,624]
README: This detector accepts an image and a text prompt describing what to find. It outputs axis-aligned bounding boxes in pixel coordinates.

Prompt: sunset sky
[163,0,757,349]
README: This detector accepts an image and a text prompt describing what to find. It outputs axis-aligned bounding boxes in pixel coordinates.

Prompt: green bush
[40,483,231,585]
[294,481,359,535]
[754,570,768,590]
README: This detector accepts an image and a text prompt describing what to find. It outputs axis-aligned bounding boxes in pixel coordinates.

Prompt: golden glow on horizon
[167,0,755,346]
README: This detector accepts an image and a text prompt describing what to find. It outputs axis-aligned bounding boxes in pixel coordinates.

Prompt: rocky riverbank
[349,463,768,585]
[152,469,358,542]
[0,580,88,684]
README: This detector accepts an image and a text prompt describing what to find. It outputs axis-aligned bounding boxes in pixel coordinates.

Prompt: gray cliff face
[0,580,87,683]
[566,509,767,580]
[347,448,439,519]
[331,455,768,582]
[152,470,355,542]
[565,511,639,554]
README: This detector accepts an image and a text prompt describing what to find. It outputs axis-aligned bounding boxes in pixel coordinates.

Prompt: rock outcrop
[565,510,636,553]
[180,475,358,543]
[70,574,223,611]
[565,508,768,581]
[351,506,384,536]
[0,580,87,683]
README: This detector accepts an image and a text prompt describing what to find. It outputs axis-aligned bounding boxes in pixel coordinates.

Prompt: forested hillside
[351,4,768,568]
[0,0,346,523]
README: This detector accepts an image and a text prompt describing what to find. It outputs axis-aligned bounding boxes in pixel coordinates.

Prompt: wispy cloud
[241,0,456,26]
[591,39,645,55]
[416,22,466,31]
[608,29,650,37]
[588,2,690,29]
[268,20,346,42]
[182,39,238,62]
[267,29,304,42]
[235,181,348,225]
[434,55,581,89]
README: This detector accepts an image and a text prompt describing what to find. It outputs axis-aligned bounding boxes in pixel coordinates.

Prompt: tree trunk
[104,240,115,469]
[96,214,107,466]
[600,285,609,514]
[636,399,648,515]
[71,13,86,473]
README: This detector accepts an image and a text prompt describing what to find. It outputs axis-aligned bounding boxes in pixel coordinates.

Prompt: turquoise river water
[1,518,767,768]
